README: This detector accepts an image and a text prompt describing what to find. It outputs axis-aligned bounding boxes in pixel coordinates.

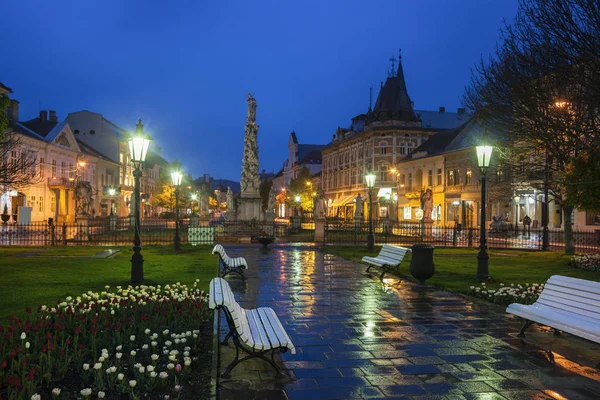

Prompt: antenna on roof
[368,85,373,113]
[397,48,402,77]
[388,54,396,78]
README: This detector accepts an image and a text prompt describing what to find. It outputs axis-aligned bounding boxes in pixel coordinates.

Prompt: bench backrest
[536,275,600,322]
[212,244,231,263]
[378,244,410,262]
[209,277,253,345]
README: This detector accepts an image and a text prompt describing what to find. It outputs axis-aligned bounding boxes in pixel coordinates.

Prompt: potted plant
[1,204,10,224]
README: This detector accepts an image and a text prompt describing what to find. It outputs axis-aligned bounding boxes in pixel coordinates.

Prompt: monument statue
[267,186,276,212]
[75,181,92,217]
[354,194,364,218]
[240,94,261,194]
[420,188,434,221]
[226,187,235,211]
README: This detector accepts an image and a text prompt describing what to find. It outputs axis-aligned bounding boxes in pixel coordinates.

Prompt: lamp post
[475,140,493,281]
[393,193,398,221]
[384,192,391,219]
[108,188,116,216]
[191,193,198,215]
[171,171,183,251]
[126,124,151,284]
[365,172,376,251]
[294,195,301,216]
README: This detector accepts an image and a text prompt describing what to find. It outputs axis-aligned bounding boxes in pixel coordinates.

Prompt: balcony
[47,177,76,188]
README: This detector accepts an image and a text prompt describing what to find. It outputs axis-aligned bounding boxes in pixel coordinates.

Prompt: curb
[210,308,220,400]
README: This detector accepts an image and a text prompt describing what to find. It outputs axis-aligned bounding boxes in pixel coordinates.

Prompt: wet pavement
[216,246,600,399]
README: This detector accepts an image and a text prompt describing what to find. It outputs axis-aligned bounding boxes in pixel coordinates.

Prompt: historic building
[321,56,467,219]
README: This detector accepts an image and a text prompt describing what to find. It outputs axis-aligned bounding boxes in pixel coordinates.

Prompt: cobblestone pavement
[217,246,600,400]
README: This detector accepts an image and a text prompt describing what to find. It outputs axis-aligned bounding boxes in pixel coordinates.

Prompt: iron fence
[0,217,598,253]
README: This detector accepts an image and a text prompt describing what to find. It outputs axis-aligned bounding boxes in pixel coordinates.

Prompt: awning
[331,194,356,207]
[377,188,393,198]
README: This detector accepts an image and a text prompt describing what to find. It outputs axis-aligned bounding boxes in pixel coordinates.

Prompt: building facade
[321,56,467,219]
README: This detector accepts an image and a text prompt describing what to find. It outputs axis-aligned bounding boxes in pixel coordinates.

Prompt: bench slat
[257,307,281,349]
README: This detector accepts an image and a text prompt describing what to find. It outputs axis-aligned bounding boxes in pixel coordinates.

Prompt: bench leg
[379,268,388,281]
[518,320,534,337]
[365,264,373,273]
[221,330,233,345]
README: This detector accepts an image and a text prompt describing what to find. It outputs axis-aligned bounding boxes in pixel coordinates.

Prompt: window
[427,170,433,187]
[398,143,406,155]
[407,173,412,190]
[379,141,388,155]
[379,165,388,182]
[39,157,45,178]
[496,169,504,182]
[51,160,57,178]
[50,194,56,213]
[403,206,412,220]
[69,163,74,180]
[407,143,413,154]
[437,169,442,186]
[38,196,44,212]
[400,174,406,186]
[466,169,473,185]
[61,161,66,178]
[448,170,455,186]
[28,196,35,208]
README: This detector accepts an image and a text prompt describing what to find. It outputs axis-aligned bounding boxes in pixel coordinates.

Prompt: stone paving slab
[216,247,600,399]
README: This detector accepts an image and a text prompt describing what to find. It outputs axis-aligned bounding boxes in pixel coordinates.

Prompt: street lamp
[384,192,391,219]
[294,195,301,216]
[171,171,183,251]
[126,123,151,284]
[191,193,198,215]
[475,138,493,280]
[108,187,116,216]
[365,172,376,251]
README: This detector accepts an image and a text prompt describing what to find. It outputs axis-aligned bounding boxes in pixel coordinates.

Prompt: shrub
[0,281,211,399]
[570,253,600,272]
[468,282,544,306]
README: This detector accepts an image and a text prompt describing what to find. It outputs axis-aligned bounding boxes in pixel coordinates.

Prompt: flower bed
[570,253,600,272]
[468,282,545,306]
[0,281,212,399]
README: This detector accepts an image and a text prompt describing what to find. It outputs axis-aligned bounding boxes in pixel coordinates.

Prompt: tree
[0,94,10,141]
[151,160,193,212]
[287,167,315,213]
[259,179,272,212]
[463,0,600,254]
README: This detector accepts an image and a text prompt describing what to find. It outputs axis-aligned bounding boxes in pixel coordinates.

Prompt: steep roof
[0,82,13,94]
[298,149,322,164]
[372,56,418,122]
[20,117,58,137]
[298,144,325,163]
[405,122,469,160]
[416,109,469,130]
[76,139,117,164]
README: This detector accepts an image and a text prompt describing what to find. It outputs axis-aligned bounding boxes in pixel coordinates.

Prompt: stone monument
[420,188,434,237]
[235,94,269,221]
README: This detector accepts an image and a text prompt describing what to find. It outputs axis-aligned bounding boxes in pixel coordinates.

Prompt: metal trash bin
[410,244,435,285]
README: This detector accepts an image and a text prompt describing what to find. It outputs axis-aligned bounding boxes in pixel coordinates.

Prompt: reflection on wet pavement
[217,246,600,400]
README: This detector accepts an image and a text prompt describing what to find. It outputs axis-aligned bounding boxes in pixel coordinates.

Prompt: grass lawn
[0,244,218,323]
[323,245,600,294]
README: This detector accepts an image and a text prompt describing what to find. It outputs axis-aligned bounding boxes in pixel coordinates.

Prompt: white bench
[507,275,600,348]
[209,277,295,377]
[212,244,248,278]
[362,244,411,279]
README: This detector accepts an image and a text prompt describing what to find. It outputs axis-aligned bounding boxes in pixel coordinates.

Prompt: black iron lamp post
[365,172,376,251]
[171,171,183,251]
[127,124,151,284]
[475,139,493,280]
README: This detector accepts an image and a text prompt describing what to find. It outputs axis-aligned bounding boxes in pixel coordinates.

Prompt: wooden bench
[506,275,600,347]
[212,244,248,278]
[209,277,295,377]
[362,244,411,279]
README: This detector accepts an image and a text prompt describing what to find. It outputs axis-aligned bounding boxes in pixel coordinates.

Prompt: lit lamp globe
[365,173,376,189]
[128,134,151,165]
[476,145,493,171]
[171,171,183,187]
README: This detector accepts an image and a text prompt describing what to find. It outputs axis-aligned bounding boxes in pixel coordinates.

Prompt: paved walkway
[217,246,600,400]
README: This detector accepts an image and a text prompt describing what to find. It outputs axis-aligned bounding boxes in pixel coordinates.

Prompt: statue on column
[240,94,261,195]
[226,187,235,212]
[421,188,433,221]
[267,186,276,212]
[354,194,364,218]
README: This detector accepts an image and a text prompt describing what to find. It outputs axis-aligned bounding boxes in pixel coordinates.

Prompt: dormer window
[90,130,96,135]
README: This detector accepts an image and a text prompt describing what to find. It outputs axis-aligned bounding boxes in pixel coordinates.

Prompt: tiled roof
[299,149,322,164]
[405,122,469,160]
[20,117,58,137]
[298,144,325,162]
[76,140,117,163]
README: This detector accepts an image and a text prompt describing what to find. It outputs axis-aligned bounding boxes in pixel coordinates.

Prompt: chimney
[7,100,19,122]
[49,110,58,122]
[439,106,445,113]
[457,107,466,115]
[39,110,48,121]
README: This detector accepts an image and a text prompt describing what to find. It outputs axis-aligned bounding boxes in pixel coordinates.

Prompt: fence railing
[0,217,598,253]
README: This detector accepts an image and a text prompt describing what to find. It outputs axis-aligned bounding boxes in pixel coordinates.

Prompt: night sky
[2,0,518,181]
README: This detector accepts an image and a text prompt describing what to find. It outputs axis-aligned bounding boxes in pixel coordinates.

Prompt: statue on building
[226,187,235,211]
[267,186,276,212]
[354,194,364,218]
[75,181,92,216]
[240,94,261,195]
[420,188,433,221]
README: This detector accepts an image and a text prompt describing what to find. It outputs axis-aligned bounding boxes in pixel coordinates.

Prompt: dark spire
[372,52,417,122]
[136,119,144,133]
[368,86,373,113]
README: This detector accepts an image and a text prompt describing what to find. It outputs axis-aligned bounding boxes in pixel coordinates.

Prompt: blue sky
[2,0,518,181]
